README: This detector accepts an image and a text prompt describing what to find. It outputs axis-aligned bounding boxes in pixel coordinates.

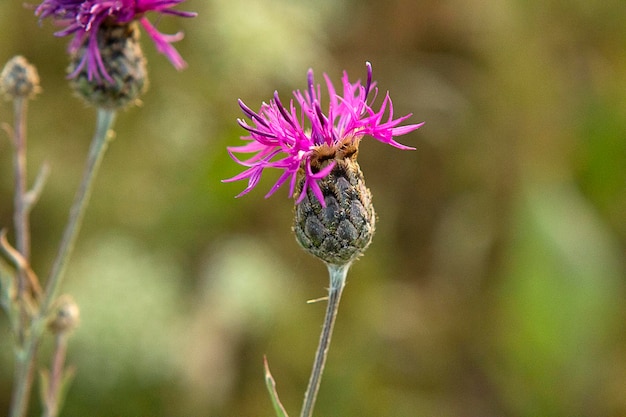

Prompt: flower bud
[69,21,148,109]
[0,56,41,100]
[47,295,80,335]
[293,142,376,266]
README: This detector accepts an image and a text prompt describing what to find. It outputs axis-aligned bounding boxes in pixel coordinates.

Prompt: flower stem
[7,95,37,417]
[41,108,116,314]
[42,333,69,417]
[299,263,350,417]
[12,96,30,347]
[8,108,117,417]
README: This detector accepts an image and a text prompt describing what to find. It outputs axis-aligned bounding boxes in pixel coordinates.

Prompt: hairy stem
[299,263,350,417]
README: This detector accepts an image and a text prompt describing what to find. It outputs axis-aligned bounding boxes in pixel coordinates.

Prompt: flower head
[1,56,41,100]
[225,62,424,206]
[35,0,196,82]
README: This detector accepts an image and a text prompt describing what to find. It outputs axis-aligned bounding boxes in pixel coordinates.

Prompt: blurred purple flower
[35,0,196,81]
[225,62,424,206]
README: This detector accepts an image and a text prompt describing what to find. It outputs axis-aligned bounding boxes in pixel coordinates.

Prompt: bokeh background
[1,0,626,416]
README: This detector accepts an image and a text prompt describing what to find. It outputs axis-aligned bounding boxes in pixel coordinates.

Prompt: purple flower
[35,0,196,82]
[225,62,424,206]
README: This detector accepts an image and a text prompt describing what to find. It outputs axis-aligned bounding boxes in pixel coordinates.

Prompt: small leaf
[264,356,290,417]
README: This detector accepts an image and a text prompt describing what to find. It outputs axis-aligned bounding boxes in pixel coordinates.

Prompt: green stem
[8,108,117,417]
[299,263,350,417]
[7,95,36,417]
[8,344,38,417]
[41,108,116,314]
[12,96,30,347]
[42,333,68,417]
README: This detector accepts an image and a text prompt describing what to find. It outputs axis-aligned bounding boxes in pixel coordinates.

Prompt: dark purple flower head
[35,0,196,82]
[225,62,424,206]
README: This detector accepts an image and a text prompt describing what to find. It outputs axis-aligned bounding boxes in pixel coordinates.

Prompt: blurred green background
[1,0,626,416]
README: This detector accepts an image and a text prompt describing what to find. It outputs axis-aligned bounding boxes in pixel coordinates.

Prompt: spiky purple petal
[225,63,423,205]
[35,0,196,80]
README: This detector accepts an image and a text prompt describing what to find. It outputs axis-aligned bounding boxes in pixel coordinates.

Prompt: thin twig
[306,296,329,304]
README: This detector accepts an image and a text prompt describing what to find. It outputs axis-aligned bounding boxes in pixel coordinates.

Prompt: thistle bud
[0,56,41,100]
[69,21,147,109]
[293,142,376,266]
[47,295,80,335]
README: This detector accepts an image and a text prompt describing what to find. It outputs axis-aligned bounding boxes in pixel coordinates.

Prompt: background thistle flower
[35,0,196,78]
[35,0,196,107]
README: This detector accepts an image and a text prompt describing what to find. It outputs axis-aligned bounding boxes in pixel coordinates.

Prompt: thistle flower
[226,63,423,265]
[225,62,423,207]
[35,0,196,83]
